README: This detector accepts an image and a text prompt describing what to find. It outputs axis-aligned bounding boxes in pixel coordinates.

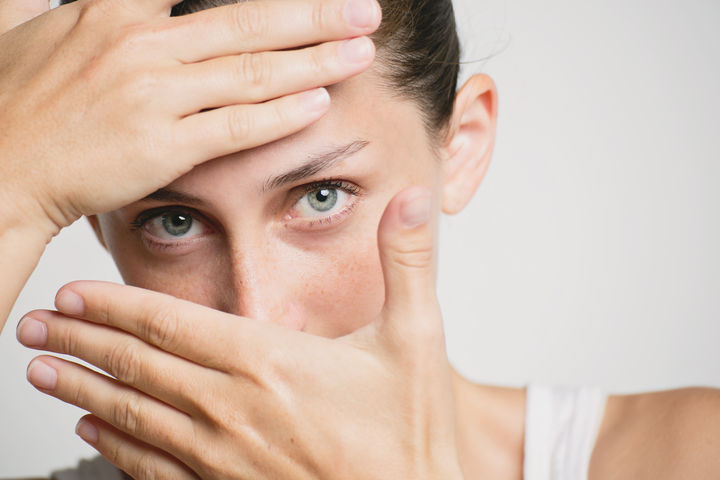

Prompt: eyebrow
[141,188,208,206]
[141,140,370,205]
[262,140,370,193]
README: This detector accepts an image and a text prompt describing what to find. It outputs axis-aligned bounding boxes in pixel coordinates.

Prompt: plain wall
[1,0,719,476]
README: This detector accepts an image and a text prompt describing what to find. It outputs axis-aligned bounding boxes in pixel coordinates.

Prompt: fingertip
[397,187,432,230]
[27,356,58,391]
[300,87,331,114]
[55,287,85,316]
[16,315,48,347]
[76,416,99,445]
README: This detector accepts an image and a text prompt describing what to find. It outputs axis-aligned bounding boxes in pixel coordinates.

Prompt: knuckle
[311,1,329,31]
[57,322,81,356]
[226,108,253,144]
[237,52,270,94]
[106,341,143,385]
[389,244,434,270]
[109,26,146,55]
[113,390,144,436]
[68,380,91,410]
[133,450,160,480]
[77,0,113,24]
[308,46,327,76]
[124,70,162,103]
[141,301,180,351]
[270,101,291,130]
[106,440,123,465]
[231,2,269,39]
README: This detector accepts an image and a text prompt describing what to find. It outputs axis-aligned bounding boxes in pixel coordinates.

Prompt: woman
[3,0,720,479]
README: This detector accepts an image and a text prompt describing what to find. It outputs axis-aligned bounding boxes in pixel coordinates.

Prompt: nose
[220,242,306,331]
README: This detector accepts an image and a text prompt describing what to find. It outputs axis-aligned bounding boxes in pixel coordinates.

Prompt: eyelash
[285,179,362,230]
[129,207,200,232]
[299,179,361,197]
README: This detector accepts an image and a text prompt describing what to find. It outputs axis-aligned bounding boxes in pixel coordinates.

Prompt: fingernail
[76,419,98,444]
[17,317,48,347]
[301,88,330,112]
[338,37,373,64]
[55,289,84,316]
[27,360,57,391]
[344,0,378,29]
[399,189,432,229]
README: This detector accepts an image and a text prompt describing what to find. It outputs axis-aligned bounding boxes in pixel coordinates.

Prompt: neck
[449,367,526,480]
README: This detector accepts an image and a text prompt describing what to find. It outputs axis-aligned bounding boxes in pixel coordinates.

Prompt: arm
[0,189,57,331]
[591,387,720,478]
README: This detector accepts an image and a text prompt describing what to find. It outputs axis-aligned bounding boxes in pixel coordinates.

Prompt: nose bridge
[225,238,301,328]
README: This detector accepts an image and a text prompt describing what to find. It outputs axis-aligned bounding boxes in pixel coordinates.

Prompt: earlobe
[86,215,108,250]
[441,74,498,215]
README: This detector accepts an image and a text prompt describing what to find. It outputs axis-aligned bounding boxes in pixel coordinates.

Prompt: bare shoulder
[590,387,720,479]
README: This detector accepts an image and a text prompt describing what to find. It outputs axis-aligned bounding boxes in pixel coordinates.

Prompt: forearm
[0,188,57,332]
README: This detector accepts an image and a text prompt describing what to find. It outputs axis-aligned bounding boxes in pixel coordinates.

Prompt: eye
[132,208,210,243]
[286,180,361,230]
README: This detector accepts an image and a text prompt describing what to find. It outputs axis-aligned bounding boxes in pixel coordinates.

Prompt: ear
[440,74,498,215]
[86,215,108,250]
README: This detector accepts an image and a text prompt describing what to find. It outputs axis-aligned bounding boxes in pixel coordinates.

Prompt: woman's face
[93,69,447,337]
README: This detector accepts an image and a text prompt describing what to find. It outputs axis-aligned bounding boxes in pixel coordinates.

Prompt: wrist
[0,181,63,244]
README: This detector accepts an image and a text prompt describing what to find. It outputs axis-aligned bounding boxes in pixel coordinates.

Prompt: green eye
[161,213,193,236]
[307,189,338,212]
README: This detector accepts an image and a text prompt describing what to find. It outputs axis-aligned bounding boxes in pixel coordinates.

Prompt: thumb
[0,0,49,34]
[376,186,442,343]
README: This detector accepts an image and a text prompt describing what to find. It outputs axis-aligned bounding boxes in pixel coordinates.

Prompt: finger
[72,0,182,18]
[0,0,49,33]
[375,187,443,344]
[76,415,199,480]
[172,37,374,114]
[26,355,197,461]
[18,310,217,414]
[177,87,330,164]
[52,281,276,372]
[165,0,381,63]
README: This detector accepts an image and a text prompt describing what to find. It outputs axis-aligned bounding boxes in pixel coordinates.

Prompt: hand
[0,0,379,234]
[18,187,464,480]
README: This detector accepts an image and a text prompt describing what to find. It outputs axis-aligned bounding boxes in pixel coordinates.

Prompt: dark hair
[63,0,461,135]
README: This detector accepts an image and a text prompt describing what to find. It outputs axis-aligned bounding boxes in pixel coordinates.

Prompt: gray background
[1,0,719,476]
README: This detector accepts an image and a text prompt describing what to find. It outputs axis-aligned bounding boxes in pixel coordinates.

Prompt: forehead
[168,67,431,190]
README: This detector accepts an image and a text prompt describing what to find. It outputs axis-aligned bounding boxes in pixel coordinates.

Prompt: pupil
[316,190,330,202]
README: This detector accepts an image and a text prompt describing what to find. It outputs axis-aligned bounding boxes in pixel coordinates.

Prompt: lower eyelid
[285,194,360,231]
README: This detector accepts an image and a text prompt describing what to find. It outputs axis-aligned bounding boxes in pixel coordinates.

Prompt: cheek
[99,214,234,308]
[293,235,385,338]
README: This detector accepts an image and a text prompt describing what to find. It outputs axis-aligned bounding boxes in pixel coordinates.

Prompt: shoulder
[590,387,720,479]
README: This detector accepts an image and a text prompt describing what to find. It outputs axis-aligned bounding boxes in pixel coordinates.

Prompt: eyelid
[284,179,363,231]
[290,179,362,202]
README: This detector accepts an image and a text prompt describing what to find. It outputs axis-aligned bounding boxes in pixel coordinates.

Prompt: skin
[0,0,381,331]
[5,0,720,478]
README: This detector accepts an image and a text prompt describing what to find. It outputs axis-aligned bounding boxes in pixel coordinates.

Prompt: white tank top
[524,384,608,480]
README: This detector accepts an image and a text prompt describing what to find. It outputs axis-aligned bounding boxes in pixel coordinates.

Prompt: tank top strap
[523,384,607,480]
